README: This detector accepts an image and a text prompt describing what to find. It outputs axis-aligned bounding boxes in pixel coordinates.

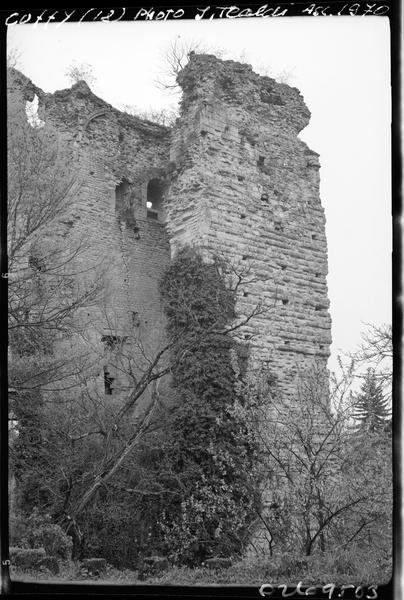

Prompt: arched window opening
[147,179,166,223]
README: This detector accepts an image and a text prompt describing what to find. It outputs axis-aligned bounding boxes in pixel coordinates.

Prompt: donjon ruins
[10,52,332,402]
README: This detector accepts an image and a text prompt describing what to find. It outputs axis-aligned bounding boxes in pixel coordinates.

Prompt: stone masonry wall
[167,54,332,396]
[11,70,172,402]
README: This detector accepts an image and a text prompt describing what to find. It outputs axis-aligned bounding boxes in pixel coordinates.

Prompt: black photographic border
[0,1,400,597]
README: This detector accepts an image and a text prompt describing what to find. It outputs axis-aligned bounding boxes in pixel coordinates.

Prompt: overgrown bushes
[10,507,73,560]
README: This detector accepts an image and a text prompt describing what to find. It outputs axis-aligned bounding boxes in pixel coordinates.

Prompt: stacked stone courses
[11,53,331,399]
[167,54,331,395]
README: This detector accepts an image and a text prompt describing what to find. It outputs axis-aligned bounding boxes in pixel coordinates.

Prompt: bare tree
[239,360,391,559]
[329,322,392,422]
[65,61,96,87]
[7,71,109,543]
[7,46,22,69]
[7,72,103,394]
[255,62,296,85]
[349,323,392,397]
[156,38,225,93]
[62,304,265,529]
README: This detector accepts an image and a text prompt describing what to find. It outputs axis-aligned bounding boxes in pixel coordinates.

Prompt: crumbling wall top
[177,53,311,134]
[8,67,170,140]
[7,67,44,103]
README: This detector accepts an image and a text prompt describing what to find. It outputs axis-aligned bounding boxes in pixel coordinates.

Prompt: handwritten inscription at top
[4,3,390,25]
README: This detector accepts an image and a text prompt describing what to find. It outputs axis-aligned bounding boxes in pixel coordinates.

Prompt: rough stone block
[81,557,107,576]
[10,547,46,571]
[203,557,232,569]
[138,556,169,579]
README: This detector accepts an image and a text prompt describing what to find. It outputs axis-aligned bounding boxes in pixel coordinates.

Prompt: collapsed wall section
[166,54,332,396]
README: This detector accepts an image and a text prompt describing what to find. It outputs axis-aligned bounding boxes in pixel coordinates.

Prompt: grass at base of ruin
[10,552,391,587]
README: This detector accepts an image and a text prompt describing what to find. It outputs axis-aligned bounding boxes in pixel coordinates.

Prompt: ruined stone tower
[10,53,331,400]
[167,54,332,395]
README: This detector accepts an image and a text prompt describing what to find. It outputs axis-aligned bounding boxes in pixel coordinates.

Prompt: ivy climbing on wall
[157,247,262,565]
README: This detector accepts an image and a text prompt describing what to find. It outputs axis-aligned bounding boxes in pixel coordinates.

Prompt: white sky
[8,17,392,374]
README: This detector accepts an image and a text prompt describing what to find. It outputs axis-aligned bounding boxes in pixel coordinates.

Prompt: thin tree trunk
[65,388,160,533]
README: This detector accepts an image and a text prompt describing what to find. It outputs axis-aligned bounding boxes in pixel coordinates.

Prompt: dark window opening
[258,155,265,167]
[281,265,287,271]
[319,345,324,350]
[116,180,138,231]
[240,214,246,219]
[284,340,290,346]
[200,130,208,137]
[115,180,131,216]
[315,305,324,312]
[274,222,282,231]
[237,175,245,182]
[242,255,248,261]
[315,273,321,278]
[282,299,289,305]
[312,234,318,241]
[261,193,269,203]
[243,291,249,297]
[104,368,114,395]
[147,178,166,222]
